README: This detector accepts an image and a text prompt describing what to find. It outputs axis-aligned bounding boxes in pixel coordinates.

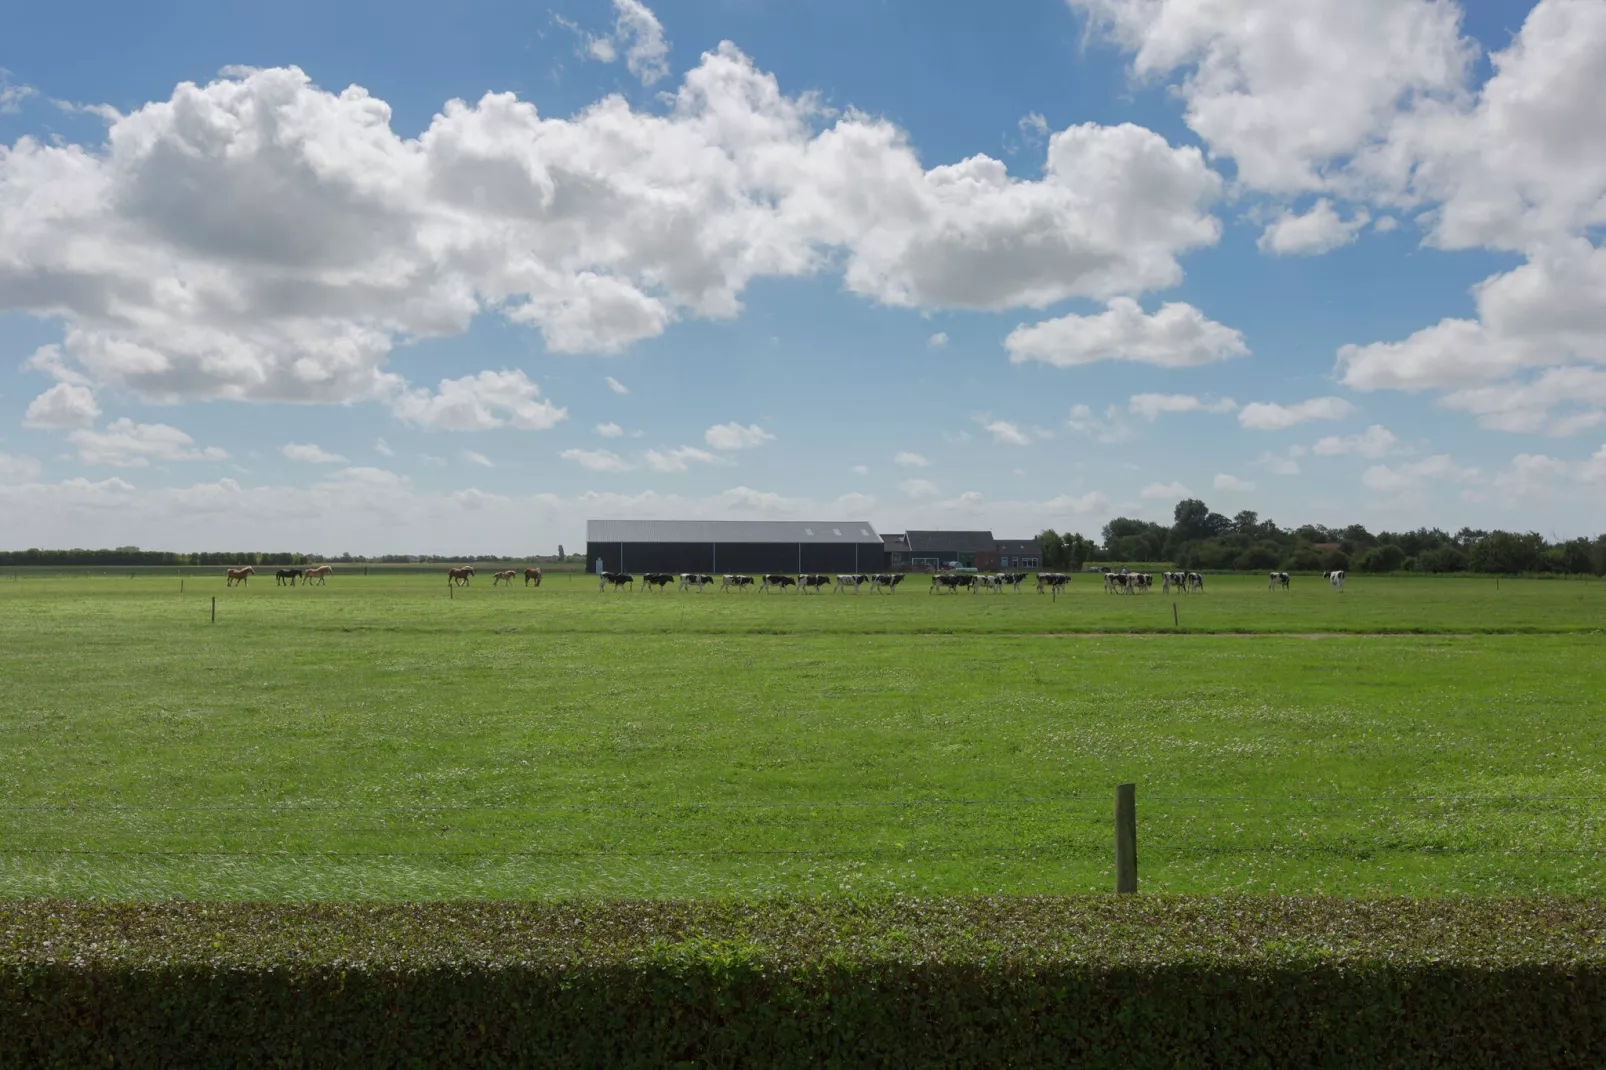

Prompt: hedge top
[4,897,1603,971]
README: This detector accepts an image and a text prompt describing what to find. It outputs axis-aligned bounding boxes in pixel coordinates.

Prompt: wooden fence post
[210,597,216,624]
[1115,783,1137,894]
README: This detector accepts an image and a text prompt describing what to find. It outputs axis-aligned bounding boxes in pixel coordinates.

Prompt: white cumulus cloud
[704,422,775,450]
[69,418,228,468]
[927,332,949,348]
[0,452,43,482]
[560,448,632,473]
[23,383,101,430]
[1128,392,1237,420]
[981,419,1032,446]
[900,478,940,499]
[1006,298,1247,368]
[605,376,630,395]
[1238,397,1355,431]
[1212,473,1257,492]
[1362,454,1478,493]
[1065,404,1134,444]
[596,422,625,438]
[643,445,723,472]
[1313,424,1399,457]
[1141,481,1191,500]
[893,451,929,468]
[393,370,567,432]
[1258,199,1370,256]
[282,443,346,464]
[461,450,494,468]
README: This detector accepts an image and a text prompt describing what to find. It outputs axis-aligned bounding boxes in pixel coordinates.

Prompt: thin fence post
[210,597,216,624]
[1115,783,1137,894]
[1172,602,1179,629]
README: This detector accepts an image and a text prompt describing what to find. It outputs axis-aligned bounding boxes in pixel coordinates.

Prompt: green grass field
[2,570,1602,899]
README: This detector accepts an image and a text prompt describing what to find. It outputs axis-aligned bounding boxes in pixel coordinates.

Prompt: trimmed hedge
[4,897,1604,1067]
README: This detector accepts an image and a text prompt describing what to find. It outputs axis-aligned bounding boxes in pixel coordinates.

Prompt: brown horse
[447,566,476,587]
[275,568,302,586]
[225,566,255,587]
[491,570,518,586]
[524,567,542,587]
[303,565,332,586]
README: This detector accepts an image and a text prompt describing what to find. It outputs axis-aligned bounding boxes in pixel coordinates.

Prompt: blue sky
[2,0,1603,553]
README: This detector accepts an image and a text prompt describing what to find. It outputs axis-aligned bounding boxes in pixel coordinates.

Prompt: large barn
[586,519,885,575]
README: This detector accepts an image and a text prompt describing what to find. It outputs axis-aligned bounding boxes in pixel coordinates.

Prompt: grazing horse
[492,570,518,586]
[524,567,542,587]
[447,566,476,587]
[225,566,255,587]
[303,565,332,586]
[275,568,302,586]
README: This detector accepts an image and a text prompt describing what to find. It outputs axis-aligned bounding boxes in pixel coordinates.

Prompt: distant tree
[1418,545,1467,573]
[1358,544,1406,573]
[1286,547,1323,572]
[1232,510,1260,535]
[557,544,565,561]
[1233,543,1283,570]
[1321,549,1351,573]
[1468,531,1545,573]
[1037,529,1066,569]
[1172,499,1213,541]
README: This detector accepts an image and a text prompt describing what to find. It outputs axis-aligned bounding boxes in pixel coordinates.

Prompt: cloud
[0,452,42,482]
[643,445,723,472]
[69,418,228,468]
[0,52,1224,419]
[1438,366,1606,436]
[900,478,939,499]
[704,422,775,450]
[449,487,509,510]
[1065,403,1134,444]
[1212,473,1257,492]
[851,464,869,475]
[1361,454,1478,493]
[0,70,36,114]
[927,331,949,348]
[319,466,408,490]
[1069,0,1476,196]
[461,450,494,468]
[893,451,929,468]
[374,437,395,457]
[1141,480,1191,500]
[1128,392,1237,420]
[1006,298,1248,368]
[1254,448,1304,476]
[605,376,630,395]
[1313,424,1399,457]
[393,370,567,431]
[1257,199,1370,256]
[596,422,625,438]
[282,443,347,464]
[980,419,1032,446]
[1238,396,1354,430]
[1018,112,1050,145]
[584,0,673,86]
[1373,215,1400,233]
[23,383,101,430]
[560,448,632,473]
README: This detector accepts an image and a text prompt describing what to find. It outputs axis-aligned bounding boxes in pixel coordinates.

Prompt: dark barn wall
[587,543,885,575]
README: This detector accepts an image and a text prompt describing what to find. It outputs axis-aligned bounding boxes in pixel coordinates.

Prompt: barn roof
[995,539,1041,555]
[905,530,997,553]
[587,519,881,544]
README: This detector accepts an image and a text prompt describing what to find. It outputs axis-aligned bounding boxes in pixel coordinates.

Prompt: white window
[832,528,841,536]
[804,528,813,536]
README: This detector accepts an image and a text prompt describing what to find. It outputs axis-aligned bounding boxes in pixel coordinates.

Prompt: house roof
[587,519,881,544]
[904,530,997,554]
[883,534,909,551]
[995,539,1041,555]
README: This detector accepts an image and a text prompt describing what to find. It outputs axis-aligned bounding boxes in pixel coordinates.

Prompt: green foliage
[1469,531,1548,574]
[1285,548,1323,572]
[1359,544,1407,573]
[3,898,1603,1067]
[1419,545,1468,573]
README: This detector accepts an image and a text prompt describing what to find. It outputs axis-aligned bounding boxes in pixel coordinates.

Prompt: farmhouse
[904,530,997,570]
[882,533,909,570]
[995,539,1042,570]
[586,519,884,575]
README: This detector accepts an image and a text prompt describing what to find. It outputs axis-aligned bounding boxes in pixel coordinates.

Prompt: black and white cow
[721,574,755,591]
[1324,569,1346,591]
[1002,572,1028,591]
[760,573,798,592]
[1103,572,1130,594]
[1269,571,1291,590]
[1135,573,1153,593]
[599,571,634,591]
[799,573,832,593]
[1188,572,1205,592]
[1036,572,1068,593]
[678,573,713,591]
[977,574,1003,592]
[1162,571,1185,594]
[640,572,674,591]
[834,573,869,593]
[870,573,905,592]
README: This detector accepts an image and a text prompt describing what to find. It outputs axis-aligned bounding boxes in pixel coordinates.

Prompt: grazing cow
[870,573,905,593]
[1103,572,1129,594]
[834,573,868,593]
[1188,572,1205,592]
[930,574,960,593]
[448,566,476,587]
[492,570,518,586]
[799,573,832,593]
[1134,573,1153,593]
[1325,569,1346,591]
[275,568,302,586]
[640,572,675,591]
[678,573,711,591]
[760,574,797,592]
[1162,571,1182,594]
[720,574,755,591]
[1002,572,1028,591]
[599,571,634,591]
[524,567,542,587]
[225,566,255,587]
[977,575,1003,592]
[1268,572,1291,591]
[1036,572,1068,594]
[302,565,332,586]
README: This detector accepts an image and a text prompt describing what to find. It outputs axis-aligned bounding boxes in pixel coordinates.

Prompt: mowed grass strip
[1,573,1602,898]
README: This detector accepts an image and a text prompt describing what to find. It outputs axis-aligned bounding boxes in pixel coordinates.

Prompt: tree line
[1037,499,1606,576]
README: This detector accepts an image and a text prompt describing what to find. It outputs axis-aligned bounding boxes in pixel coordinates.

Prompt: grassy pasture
[1,570,1602,899]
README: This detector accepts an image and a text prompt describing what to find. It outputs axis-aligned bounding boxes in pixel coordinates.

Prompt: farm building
[995,539,1042,570]
[904,530,998,570]
[882,533,909,570]
[586,519,885,575]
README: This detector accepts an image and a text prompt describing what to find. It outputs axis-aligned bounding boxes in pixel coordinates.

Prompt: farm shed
[904,530,997,570]
[995,539,1042,570]
[586,519,885,575]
